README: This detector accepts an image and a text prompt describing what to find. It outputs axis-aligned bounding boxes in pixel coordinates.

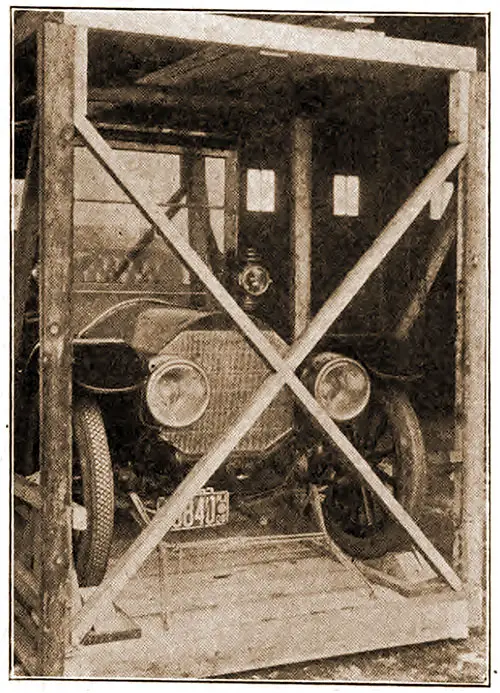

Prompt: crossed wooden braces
[71,108,466,643]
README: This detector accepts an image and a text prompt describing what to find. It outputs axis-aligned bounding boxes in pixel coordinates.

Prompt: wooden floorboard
[65,586,468,679]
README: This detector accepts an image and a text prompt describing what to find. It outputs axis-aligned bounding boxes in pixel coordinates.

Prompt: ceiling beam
[138,44,249,87]
[62,10,477,72]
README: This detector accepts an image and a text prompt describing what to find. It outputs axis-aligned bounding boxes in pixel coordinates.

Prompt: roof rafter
[138,44,248,87]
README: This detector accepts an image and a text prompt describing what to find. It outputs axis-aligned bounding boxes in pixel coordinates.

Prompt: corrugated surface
[159,330,293,455]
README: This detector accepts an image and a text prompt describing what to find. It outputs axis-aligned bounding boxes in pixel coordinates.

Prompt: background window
[246,168,276,212]
[333,174,360,217]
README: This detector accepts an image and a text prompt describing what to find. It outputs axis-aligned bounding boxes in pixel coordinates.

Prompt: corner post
[37,21,76,675]
[459,72,488,629]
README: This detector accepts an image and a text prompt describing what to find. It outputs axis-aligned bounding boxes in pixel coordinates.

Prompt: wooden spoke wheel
[317,387,427,559]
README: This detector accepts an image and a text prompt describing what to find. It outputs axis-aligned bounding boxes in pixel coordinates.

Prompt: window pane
[246,168,275,212]
[346,175,360,216]
[333,175,347,216]
[246,169,262,212]
[260,169,275,212]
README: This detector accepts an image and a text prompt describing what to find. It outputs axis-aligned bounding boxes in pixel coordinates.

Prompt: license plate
[157,487,230,531]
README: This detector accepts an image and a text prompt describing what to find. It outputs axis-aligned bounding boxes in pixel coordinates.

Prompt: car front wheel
[314,386,427,559]
[73,397,115,586]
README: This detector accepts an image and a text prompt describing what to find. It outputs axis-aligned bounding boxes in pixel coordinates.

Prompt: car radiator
[158,330,294,456]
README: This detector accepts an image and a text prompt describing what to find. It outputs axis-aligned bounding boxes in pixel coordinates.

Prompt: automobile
[14,142,427,587]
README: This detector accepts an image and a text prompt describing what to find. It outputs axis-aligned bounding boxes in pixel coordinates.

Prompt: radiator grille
[158,330,293,455]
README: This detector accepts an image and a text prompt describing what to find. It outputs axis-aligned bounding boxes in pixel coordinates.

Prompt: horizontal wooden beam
[88,86,248,112]
[62,10,477,72]
[138,44,248,87]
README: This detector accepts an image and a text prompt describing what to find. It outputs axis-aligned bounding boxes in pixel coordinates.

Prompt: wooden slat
[13,474,42,509]
[117,555,363,616]
[460,72,488,629]
[14,563,40,612]
[116,572,375,621]
[89,86,252,115]
[291,118,312,339]
[393,203,457,341]
[72,119,466,640]
[14,599,40,641]
[37,21,75,676]
[13,622,38,676]
[62,10,477,72]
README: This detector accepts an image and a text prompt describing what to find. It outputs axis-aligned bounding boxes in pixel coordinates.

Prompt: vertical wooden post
[291,118,312,339]
[37,21,75,675]
[449,71,469,572]
[224,150,239,262]
[460,72,488,629]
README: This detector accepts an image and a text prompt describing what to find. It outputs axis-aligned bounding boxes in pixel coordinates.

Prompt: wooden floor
[65,532,468,679]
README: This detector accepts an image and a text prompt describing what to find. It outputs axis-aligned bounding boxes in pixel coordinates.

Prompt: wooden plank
[460,72,488,629]
[37,21,75,676]
[393,203,457,341]
[13,622,38,676]
[117,577,377,621]
[138,45,248,87]
[116,556,365,616]
[89,86,254,116]
[13,474,42,509]
[14,563,40,612]
[14,599,40,641]
[65,589,468,678]
[72,121,466,639]
[62,10,477,72]
[449,71,471,144]
[354,563,443,597]
[291,118,312,339]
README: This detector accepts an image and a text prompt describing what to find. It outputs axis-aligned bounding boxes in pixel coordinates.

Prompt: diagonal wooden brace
[72,116,466,641]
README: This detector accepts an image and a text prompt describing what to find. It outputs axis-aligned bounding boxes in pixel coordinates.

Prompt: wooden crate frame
[12,11,487,677]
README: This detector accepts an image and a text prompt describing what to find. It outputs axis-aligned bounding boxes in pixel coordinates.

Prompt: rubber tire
[322,388,427,559]
[73,398,115,587]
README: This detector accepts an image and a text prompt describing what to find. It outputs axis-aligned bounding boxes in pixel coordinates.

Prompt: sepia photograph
[11,6,489,683]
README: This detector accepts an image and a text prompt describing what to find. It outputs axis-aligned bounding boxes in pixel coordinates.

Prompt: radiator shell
[157,329,293,455]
